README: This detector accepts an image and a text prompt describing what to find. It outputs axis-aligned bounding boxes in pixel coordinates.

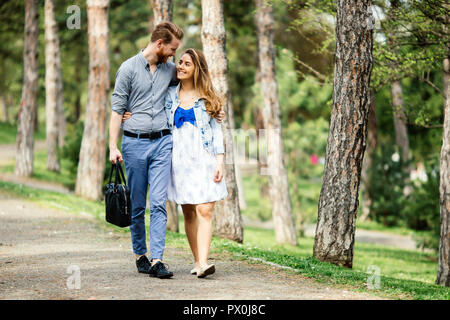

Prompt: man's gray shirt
[111,51,178,133]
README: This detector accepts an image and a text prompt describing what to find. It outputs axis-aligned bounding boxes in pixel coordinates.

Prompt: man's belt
[123,129,171,140]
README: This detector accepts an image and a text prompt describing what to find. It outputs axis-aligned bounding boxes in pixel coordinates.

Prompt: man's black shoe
[149,261,173,279]
[136,255,151,274]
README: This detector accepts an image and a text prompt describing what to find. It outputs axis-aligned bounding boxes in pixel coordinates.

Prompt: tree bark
[313,0,373,268]
[15,0,39,177]
[255,0,297,246]
[58,77,66,148]
[151,0,173,25]
[45,0,62,172]
[436,56,450,286]
[75,0,110,201]
[360,89,377,221]
[391,80,410,162]
[201,0,243,243]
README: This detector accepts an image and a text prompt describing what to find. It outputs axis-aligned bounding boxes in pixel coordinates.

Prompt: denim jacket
[164,84,225,155]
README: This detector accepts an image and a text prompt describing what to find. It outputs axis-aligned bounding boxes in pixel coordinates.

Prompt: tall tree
[201,0,243,242]
[151,0,173,25]
[15,0,39,177]
[151,0,178,232]
[436,55,449,287]
[360,89,377,222]
[44,0,63,172]
[75,0,110,200]
[385,1,410,170]
[313,0,373,268]
[255,0,297,245]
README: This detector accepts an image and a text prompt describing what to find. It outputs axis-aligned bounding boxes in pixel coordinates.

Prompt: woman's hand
[216,110,226,123]
[122,111,132,123]
[214,155,225,183]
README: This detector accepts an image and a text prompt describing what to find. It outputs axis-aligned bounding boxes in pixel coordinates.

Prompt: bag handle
[117,162,127,186]
[108,163,116,184]
[114,161,122,185]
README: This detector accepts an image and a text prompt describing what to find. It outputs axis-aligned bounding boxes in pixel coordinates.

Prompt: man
[109,22,224,279]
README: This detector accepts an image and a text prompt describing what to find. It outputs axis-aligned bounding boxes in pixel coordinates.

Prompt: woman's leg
[182,204,199,267]
[196,202,215,267]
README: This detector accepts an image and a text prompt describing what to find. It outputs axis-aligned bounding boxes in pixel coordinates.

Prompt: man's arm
[109,62,131,164]
[109,111,123,164]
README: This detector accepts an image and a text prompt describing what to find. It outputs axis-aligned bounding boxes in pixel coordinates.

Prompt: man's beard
[157,51,169,63]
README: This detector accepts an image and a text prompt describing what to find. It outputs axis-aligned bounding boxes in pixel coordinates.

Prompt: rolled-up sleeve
[210,117,225,155]
[111,63,131,114]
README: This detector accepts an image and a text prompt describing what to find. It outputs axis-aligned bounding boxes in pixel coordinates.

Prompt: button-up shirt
[111,50,178,133]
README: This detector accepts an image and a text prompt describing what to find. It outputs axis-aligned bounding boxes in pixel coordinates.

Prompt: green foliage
[403,156,441,251]
[366,144,440,251]
[366,144,411,227]
[61,122,84,186]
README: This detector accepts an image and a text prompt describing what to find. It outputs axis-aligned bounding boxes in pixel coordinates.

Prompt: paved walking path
[0,191,386,300]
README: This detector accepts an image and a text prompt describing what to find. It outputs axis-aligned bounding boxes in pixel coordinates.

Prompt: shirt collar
[139,49,164,70]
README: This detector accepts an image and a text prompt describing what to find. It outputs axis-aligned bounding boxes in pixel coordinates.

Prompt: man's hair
[150,21,184,44]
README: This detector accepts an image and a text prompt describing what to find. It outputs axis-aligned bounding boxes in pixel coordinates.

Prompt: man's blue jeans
[121,133,173,260]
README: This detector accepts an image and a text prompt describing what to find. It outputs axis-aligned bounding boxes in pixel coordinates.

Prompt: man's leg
[148,134,173,263]
[122,136,150,257]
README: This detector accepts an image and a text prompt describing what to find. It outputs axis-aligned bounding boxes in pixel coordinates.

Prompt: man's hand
[216,110,226,123]
[110,148,123,164]
[109,147,123,164]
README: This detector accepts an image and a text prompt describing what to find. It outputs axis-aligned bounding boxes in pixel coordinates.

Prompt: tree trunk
[151,0,173,25]
[45,0,62,172]
[255,0,297,246]
[313,0,373,268]
[436,56,450,286]
[151,0,178,232]
[391,80,409,162]
[15,0,39,177]
[201,0,243,243]
[75,0,110,201]
[73,53,83,123]
[58,77,66,148]
[360,89,377,222]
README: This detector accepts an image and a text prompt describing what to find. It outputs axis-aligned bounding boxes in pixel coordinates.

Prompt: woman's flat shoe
[197,264,215,278]
[190,267,199,275]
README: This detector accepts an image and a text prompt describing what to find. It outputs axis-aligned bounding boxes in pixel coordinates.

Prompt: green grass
[0,122,45,145]
[0,180,448,300]
[0,148,75,189]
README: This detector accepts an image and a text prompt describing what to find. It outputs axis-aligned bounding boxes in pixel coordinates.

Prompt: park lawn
[0,148,75,190]
[0,122,45,145]
[0,180,448,300]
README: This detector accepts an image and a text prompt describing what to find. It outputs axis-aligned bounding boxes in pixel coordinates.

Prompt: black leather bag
[104,163,131,227]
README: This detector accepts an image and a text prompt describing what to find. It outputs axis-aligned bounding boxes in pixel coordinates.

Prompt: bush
[366,144,411,226]
[60,122,84,189]
[403,156,440,251]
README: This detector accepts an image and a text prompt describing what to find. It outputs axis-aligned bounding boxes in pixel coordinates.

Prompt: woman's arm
[209,117,225,155]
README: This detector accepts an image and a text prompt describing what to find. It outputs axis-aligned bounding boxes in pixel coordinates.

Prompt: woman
[123,48,227,278]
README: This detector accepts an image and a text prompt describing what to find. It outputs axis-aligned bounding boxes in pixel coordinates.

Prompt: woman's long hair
[181,48,223,118]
